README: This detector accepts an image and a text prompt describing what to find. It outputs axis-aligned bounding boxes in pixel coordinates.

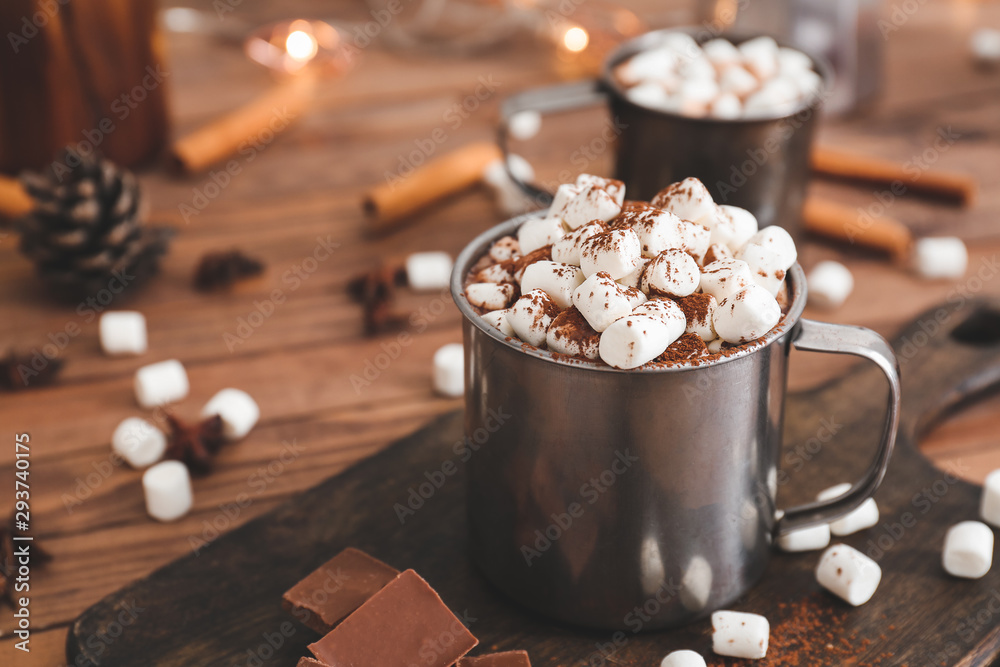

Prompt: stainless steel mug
[499,28,833,239]
[453,216,900,631]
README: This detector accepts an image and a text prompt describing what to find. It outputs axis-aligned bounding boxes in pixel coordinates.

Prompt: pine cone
[17,148,172,301]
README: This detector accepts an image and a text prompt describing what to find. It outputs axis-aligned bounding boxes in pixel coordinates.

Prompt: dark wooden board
[67,298,1000,667]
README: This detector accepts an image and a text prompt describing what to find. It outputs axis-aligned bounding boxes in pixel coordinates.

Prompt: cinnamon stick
[811,146,977,206]
[802,196,913,263]
[363,141,501,233]
[170,73,316,173]
[0,175,34,218]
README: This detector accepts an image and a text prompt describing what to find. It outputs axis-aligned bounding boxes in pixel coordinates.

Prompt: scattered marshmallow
[406,252,453,290]
[943,521,994,579]
[143,460,193,522]
[632,297,687,329]
[432,343,464,397]
[134,359,189,408]
[551,184,622,230]
[617,257,649,290]
[482,154,536,216]
[112,417,166,469]
[521,261,585,309]
[631,208,689,258]
[777,523,831,552]
[702,38,741,69]
[738,243,786,296]
[710,93,742,119]
[641,249,700,297]
[746,225,797,270]
[618,48,678,86]
[652,177,716,225]
[202,388,260,440]
[481,308,514,336]
[744,78,799,117]
[466,282,515,310]
[489,236,520,262]
[981,469,1000,527]
[971,28,1000,66]
[508,289,561,346]
[599,313,682,369]
[707,337,724,353]
[714,284,781,344]
[546,308,601,360]
[508,110,542,140]
[579,228,642,280]
[99,311,148,356]
[778,47,813,75]
[719,65,758,97]
[573,272,643,332]
[552,221,605,265]
[711,610,769,659]
[661,650,706,667]
[700,258,754,301]
[815,544,882,606]
[626,82,673,110]
[517,216,565,255]
[716,205,758,253]
[738,36,779,80]
[817,483,879,536]
[807,261,854,309]
[576,174,626,206]
[913,237,968,280]
[475,262,515,284]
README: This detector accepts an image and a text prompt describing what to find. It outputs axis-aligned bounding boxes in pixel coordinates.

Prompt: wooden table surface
[2,0,1000,664]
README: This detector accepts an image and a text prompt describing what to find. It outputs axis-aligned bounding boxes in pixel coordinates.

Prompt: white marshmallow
[717,205,758,253]
[719,65,758,98]
[777,523,831,552]
[551,221,604,265]
[700,259,754,301]
[710,93,742,119]
[807,261,854,309]
[714,284,781,344]
[618,48,678,85]
[508,289,561,346]
[943,521,994,579]
[702,243,733,267]
[134,359,189,408]
[678,54,716,82]
[778,46,813,74]
[744,78,800,117]
[432,343,464,397]
[681,222,712,263]
[521,261,584,309]
[546,309,601,360]
[971,28,1000,66]
[817,483,880,536]
[549,183,581,215]
[517,216,565,255]
[711,610,769,659]
[678,78,719,106]
[661,32,700,58]
[475,262,515,284]
[508,111,542,140]
[738,243,787,296]
[815,544,882,606]
[652,178,716,225]
[632,297,687,329]
[482,155,536,216]
[552,184,622,230]
[626,82,673,110]
[981,469,1000,527]
[617,257,649,290]
[702,38,741,69]
[661,650,706,667]
[913,237,968,280]
[747,225,797,270]
[201,388,260,440]
[579,228,642,280]
[738,36,779,80]
[100,311,148,356]
[481,308,514,336]
[573,272,639,332]
[489,236,520,262]
[600,314,681,369]
[143,460,193,522]
[789,68,823,100]
[642,249,700,297]
[677,294,717,341]
[112,417,166,469]
[631,209,688,258]
[466,282,515,310]
[405,251,453,290]
[707,337,725,354]
[576,174,626,206]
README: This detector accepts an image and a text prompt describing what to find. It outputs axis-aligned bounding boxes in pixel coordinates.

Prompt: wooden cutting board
[67,298,1000,667]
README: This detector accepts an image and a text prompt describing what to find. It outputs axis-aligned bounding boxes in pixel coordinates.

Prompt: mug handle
[775,319,902,535]
[498,79,609,206]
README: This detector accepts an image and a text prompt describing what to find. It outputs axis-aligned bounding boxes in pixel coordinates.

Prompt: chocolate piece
[308,569,477,667]
[283,548,399,634]
[297,659,329,667]
[458,650,532,666]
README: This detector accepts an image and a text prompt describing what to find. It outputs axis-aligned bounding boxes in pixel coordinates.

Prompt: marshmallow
[633,297,687,327]
[678,55,716,82]
[482,154,536,216]
[807,261,853,309]
[744,78,799,116]
[738,243,786,296]
[716,205,758,253]
[642,249,700,297]
[702,38,741,69]
[714,284,781,344]
[711,610,769,659]
[617,257,649,289]
[817,483,879,536]
[678,78,719,106]
[719,65,758,97]
[466,282,515,310]
[981,469,1000,527]
[573,272,641,332]
[551,221,605,265]
[508,110,542,140]
[551,184,622,230]
[143,460,193,522]
[652,177,716,225]
[432,343,464,397]
[508,289,561,346]
[661,650,706,667]
[520,261,585,309]
[134,359,189,408]
[576,174,626,206]
[626,81,673,110]
[112,417,167,468]
[943,521,994,579]
[661,32,700,57]
[579,228,642,280]
[474,262,515,284]
[517,216,565,255]
[675,293,717,341]
[618,48,678,85]
[405,251,453,290]
[481,308,514,336]
[546,307,601,360]
[202,388,260,440]
[600,314,681,369]
[707,337,724,353]
[631,208,688,258]
[738,36,779,80]
[815,544,882,606]
[489,236,520,262]
[789,68,823,99]
[778,46,813,75]
[702,242,734,266]
[777,523,831,552]
[971,28,1000,66]
[710,93,742,119]
[913,237,968,280]
[700,259,754,301]
[100,311,148,356]
[746,225,797,270]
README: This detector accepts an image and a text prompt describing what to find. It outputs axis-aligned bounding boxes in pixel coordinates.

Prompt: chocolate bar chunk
[297,659,329,667]
[283,547,399,634]
[308,569,477,667]
[458,650,532,666]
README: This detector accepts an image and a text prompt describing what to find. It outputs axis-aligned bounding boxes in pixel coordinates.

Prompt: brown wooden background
[2,0,1000,664]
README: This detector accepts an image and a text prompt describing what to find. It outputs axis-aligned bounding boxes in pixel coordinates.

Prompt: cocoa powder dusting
[655,333,708,364]
[548,307,600,349]
[674,293,713,325]
[512,245,552,276]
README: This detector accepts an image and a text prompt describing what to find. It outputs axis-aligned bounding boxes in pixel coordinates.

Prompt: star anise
[0,515,52,607]
[346,264,408,336]
[0,350,64,391]
[164,413,225,475]
[193,249,265,292]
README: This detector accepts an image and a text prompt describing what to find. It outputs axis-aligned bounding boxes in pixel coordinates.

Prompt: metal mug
[453,215,900,631]
[499,28,833,239]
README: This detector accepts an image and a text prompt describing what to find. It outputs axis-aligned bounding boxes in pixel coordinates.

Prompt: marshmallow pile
[467,174,795,369]
[615,32,822,119]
